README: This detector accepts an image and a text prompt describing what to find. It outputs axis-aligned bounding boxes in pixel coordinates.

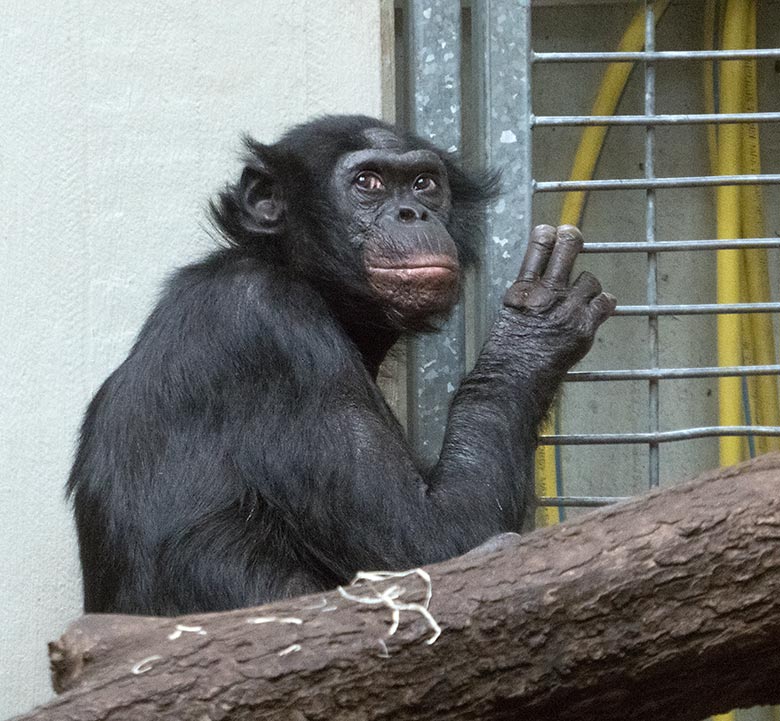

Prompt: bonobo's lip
[367,254,459,275]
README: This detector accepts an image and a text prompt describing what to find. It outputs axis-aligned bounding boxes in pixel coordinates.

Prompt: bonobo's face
[333,129,460,322]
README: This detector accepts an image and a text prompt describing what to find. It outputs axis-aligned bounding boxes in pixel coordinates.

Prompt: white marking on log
[168,624,207,640]
[131,655,162,674]
[246,616,303,625]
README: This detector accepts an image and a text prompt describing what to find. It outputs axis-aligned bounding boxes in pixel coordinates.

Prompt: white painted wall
[0,2,386,716]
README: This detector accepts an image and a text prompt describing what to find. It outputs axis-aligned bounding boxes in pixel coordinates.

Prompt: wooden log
[14,453,780,721]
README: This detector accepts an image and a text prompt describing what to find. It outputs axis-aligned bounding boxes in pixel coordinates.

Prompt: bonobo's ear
[209,139,288,244]
[238,160,285,236]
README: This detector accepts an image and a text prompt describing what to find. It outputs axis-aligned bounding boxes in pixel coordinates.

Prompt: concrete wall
[0,3,387,716]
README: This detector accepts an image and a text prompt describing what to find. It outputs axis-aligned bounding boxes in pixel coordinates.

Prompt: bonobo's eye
[413,174,437,192]
[354,171,385,192]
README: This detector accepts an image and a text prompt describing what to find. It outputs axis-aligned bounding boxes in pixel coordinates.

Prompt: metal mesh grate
[531,1,780,508]
[403,0,780,511]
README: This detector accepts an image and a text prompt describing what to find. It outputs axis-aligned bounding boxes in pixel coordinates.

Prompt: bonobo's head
[210,115,498,331]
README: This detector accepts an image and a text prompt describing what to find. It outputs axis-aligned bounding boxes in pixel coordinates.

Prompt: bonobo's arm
[426,225,615,540]
[251,225,614,576]
[226,225,613,586]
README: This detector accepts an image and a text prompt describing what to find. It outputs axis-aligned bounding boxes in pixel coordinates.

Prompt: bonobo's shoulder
[163,252,358,374]
[160,251,336,342]
[166,251,320,309]
[169,251,273,291]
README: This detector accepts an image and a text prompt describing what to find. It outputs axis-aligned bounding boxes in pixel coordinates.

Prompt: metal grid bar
[582,238,780,252]
[406,0,464,465]
[542,426,780,445]
[533,48,780,63]
[644,1,660,488]
[533,111,780,126]
[568,365,780,382]
[536,173,780,191]
[614,302,780,316]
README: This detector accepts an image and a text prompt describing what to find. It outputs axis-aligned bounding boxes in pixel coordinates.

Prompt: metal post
[406,0,464,465]
[472,0,534,340]
[644,0,660,488]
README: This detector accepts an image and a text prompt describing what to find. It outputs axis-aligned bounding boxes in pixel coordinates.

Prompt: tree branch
[14,453,780,721]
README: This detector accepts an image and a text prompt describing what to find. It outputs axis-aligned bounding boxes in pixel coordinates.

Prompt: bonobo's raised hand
[502,224,616,372]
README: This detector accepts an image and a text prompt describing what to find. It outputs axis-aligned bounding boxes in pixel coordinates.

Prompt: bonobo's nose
[398,205,429,222]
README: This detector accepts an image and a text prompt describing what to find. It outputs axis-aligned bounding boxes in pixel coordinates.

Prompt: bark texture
[14,453,780,721]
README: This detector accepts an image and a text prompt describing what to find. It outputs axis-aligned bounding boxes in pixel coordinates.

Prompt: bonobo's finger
[516,224,557,281]
[544,225,584,288]
[570,271,602,302]
[587,291,617,328]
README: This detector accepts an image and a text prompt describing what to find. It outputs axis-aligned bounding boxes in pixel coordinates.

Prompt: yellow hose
[739,1,780,453]
[710,0,779,718]
[711,0,779,469]
[535,1,671,527]
[560,1,671,227]
[715,0,748,467]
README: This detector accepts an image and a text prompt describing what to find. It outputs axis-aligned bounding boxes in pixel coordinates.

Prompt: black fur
[67,116,576,615]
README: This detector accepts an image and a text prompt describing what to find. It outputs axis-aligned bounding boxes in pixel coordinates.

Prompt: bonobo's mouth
[366,254,460,320]
[367,254,459,279]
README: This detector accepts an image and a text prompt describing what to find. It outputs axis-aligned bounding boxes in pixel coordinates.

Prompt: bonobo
[67,115,615,615]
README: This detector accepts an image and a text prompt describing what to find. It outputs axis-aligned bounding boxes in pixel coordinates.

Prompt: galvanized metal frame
[406,0,465,465]
[471,0,533,335]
